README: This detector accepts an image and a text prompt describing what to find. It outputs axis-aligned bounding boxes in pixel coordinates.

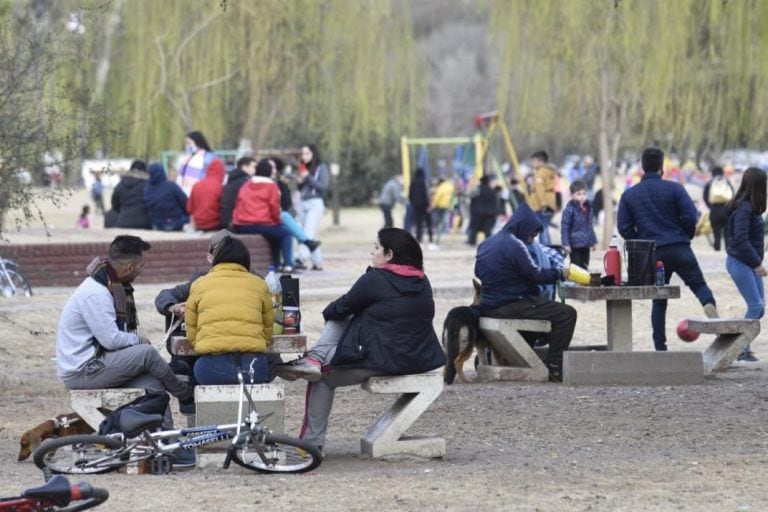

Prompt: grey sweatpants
[299,320,387,448]
[62,344,192,428]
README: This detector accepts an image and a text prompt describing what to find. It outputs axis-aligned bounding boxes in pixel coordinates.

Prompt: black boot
[547,362,563,383]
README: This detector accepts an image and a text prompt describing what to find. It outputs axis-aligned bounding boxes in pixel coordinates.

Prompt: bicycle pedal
[150,456,173,475]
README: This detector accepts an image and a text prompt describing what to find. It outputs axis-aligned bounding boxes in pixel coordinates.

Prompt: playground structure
[400,111,528,202]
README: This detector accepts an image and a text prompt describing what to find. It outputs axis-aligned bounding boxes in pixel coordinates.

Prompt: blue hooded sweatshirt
[474,203,562,310]
[144,163,189,231]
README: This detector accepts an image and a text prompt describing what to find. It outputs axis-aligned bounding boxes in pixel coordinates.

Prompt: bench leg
[478,325,549,382]
[70,389,145,431]
[703,331,758,373]
[361,387,445,458]
[606,300,633,351]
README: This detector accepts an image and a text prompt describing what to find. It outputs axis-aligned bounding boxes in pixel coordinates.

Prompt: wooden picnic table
[563,285,681,351]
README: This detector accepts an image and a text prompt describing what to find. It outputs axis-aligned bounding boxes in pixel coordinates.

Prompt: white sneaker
[427,243,440,251]
[703,303,719,319]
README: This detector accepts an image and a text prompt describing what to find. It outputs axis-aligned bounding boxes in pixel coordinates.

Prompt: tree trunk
[598,69,614,249]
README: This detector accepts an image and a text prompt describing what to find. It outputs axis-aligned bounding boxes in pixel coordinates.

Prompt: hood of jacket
[502,203,543,242]
[148,163,167,185]
[204,159,226,183]
[371,266,427,296]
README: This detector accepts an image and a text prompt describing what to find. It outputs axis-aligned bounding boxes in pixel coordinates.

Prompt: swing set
[400,111,529,203]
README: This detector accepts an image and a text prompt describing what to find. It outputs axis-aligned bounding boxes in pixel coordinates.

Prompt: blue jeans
[727,255,764,353]
[298,198,324,267]
[652,243,715,351]
[234,224,294,267]
[193,353,272,385]
[280,211,309,243]
[536,211,553,245]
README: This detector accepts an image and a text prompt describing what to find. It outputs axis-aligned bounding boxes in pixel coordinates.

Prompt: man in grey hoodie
[56,235,193,427]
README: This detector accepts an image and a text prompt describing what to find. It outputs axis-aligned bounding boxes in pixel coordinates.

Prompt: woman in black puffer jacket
[275,228,445,451]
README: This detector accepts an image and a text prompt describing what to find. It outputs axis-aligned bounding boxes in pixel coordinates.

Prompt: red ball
[676,320,700,342]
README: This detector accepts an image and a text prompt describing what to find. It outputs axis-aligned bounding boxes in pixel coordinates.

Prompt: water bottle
[264,266,283,334]
[603,235,622,286]
[655,261,665,287]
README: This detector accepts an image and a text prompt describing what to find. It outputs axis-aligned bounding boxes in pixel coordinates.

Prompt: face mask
[185,143,197,154]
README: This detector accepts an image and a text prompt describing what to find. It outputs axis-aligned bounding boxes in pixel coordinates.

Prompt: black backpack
[98,393,169,435]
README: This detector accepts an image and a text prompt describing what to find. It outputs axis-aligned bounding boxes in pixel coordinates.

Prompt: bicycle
[0,257,33,297]
[0,475,108,512]
[33,367,322,475]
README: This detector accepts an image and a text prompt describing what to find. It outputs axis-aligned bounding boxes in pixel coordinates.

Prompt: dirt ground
[1,189,767,511]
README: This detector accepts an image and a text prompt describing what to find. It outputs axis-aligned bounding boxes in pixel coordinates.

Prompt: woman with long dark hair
[275,228,445,452]
[296,144,329,270]
[177,130,223,196]
[725,167,767,362]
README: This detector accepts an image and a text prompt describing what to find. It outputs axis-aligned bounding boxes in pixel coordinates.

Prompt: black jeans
[467,214,496,245]
[380,204,393,229]
[570,248,591,269]
[709,206,728,251]
[412,208,433,243]
[652,243,715,350]
[485,296,577,368]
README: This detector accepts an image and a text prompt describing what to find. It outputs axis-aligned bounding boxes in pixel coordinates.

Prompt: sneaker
[173,448,196,470]
[303,239,321,252]
[703,303,719,319]
[274,356,322,382]
[427,243,440,251]
[294,259,308,271]
[311,265,323,271]
[737,351,759,363]
[547,363,563,383]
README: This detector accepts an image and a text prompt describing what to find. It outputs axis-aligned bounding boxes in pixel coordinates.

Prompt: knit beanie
[641,148,664,173]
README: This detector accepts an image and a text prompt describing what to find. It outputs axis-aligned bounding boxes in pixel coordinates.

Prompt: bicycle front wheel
[33,435,125,475]
[1,267,32,297]
[231,433,322,473]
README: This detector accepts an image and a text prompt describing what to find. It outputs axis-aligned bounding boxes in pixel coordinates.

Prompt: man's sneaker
[737,351,760,363]
[179,392,196,415]
[703,303,719,319]
[547,363,563,383]
[294,259,308,271]
[173,448,196,471]
[274,356,322,382]
[303,239,322,252]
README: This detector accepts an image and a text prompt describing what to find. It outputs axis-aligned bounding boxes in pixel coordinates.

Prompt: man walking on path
[617,147,719,351]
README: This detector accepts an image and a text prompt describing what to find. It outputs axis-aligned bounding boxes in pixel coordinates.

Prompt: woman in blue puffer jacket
[725,167,767,362]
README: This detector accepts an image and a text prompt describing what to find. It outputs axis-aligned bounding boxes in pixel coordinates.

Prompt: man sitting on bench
[474,204,576,382]
[56,235,193,428]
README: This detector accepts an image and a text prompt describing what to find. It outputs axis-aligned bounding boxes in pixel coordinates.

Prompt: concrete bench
[360,372,445,458]
[563,351,704,386]
[70,388,146,430]
[170,334,307,356]
[477,317,551,382]
[194,383,285,468]
[687,318,761,373]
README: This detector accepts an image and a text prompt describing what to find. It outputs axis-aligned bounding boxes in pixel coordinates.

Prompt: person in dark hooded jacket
[474,203,575,382]
[274,228,445,451]
[111,160,152,229]
[144,162,189,231]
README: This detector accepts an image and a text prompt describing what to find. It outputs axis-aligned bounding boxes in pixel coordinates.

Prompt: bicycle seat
[119,409,165,438]
[23,475,72,506]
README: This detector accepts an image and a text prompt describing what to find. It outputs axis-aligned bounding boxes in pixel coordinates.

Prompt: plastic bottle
[604,235,622,286]
[655,260,666,287]
[264,266,283,334]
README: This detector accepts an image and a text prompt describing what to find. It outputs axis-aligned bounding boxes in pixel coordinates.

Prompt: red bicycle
[0,475,108,511]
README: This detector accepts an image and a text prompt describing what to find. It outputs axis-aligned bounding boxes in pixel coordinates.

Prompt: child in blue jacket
[561,180,597,269]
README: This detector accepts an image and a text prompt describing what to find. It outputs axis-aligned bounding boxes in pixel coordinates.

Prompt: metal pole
[330,163,340,226]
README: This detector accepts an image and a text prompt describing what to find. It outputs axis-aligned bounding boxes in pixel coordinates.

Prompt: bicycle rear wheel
[231,433,322,473]
[2,267,32,297]
[33,435,124,475]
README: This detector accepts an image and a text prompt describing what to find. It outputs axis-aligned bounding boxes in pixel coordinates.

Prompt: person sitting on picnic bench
[154,229,234,384]
[474,203,575,383]
[274,228,446,453]
[184,234,281,385]
[56,235,194,428]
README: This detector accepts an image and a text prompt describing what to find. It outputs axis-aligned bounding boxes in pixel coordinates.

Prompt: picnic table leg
[606,300,633,351]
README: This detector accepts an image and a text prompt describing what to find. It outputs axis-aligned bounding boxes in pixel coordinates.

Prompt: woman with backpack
[703,166,734,251]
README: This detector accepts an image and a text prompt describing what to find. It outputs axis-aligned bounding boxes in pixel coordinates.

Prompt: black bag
[98,393,169,435]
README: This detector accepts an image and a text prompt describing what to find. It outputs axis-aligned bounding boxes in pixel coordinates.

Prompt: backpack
[708,177,733,205]
[98,393,169,436]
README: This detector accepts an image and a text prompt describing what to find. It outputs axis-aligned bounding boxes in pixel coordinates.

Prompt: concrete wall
[1,235,271,287]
